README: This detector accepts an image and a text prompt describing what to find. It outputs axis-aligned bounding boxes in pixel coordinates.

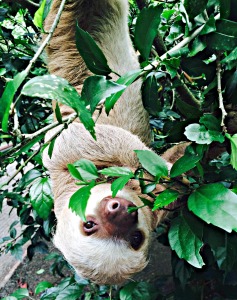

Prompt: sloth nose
[105,197,137,216]
[99,196,138,234]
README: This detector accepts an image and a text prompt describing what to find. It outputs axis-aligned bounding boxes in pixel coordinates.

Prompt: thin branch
[23,113,77,140]
[6,148,40,186]
[216,52,227,127]
[24,0,67,76]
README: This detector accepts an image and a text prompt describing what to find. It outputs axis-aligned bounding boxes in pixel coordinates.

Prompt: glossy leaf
[134,5,163,60]
[111,175,133,197]
[142,75,161,116]
[33,0,47,29]
[75,22,111,75]
[135,150,168,178]
[105,69,142,114]
[73,159,99,181]
[170,153,201,177]
[35,281,53,295]
[183,0,208,19]
[81,75,126,114]
[153,189,179,210]
[99,166,133,177]
[0,70,27,132]
[11,288,29,299]
[21,75,95,137]
[226,133,237,170]
[184,124,224,144]
[188,183,237,232]
[168,213,205,268]
[69,181,95,221]
[30,177,53,220]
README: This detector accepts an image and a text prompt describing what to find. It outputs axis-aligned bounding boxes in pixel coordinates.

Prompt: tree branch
[216,53,227,127]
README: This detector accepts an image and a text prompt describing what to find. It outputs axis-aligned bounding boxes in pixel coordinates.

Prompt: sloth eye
[83,220,98,235]
[130,230,144,250]
[84,221,95,229]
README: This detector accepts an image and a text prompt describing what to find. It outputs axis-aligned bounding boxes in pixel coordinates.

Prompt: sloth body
[43,0,171,284]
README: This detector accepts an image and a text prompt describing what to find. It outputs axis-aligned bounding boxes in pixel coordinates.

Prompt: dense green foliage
[1,0,237,299]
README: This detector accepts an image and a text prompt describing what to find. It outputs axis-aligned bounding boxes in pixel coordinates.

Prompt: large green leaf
[183,0,208,19]
[69,181,95,222]
[170,153,201,178]
[111,174,133,197]
[75,23,111,75]
[134,5,163,60]
[0,70,27,132]
[226,133,237,170]
[168,212,205,268]
[105,69,142,114]
[73,159,99,181]
[99,167,133,177]
[35,281,53,295]
[184,123,224,144]
[188,183,237,232]
[153,189,179,210]
[21,75,95,137]
[135,150,168,178]
[30,177,53,220]
[81,75,126,114]
[142,75,161,116]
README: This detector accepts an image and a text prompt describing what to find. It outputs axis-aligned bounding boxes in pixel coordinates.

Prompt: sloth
[43,0,184,285]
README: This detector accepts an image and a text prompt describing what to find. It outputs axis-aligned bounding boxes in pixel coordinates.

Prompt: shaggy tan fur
[43,0,184,285]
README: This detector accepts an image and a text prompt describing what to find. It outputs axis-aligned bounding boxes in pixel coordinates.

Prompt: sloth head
[53,183,155,284]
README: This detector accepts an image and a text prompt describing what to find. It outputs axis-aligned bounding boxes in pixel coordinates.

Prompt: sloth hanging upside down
[42,0,184,285]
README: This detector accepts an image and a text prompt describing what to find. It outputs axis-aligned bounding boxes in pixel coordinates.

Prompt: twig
[24,0,67,76]
[216,52,227,127]
[6,148,40,186]
[23,113,77,139]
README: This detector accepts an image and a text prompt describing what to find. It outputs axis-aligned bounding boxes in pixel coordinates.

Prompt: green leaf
[188,183,237,233]
[54,102,63,124]
[56,285,84,300]
[221,47,237,70]
[168,213,205,268]
[10,244,23,261]
[33,0,47,29]
[30,177,53,220]
[199,15,216,35]
[220,0,231,19]
[67,164,83,181]
[69,181,96,221]
[35,281,53,295]
[226,133,237,170]
[99,167,133,177]
[170,153,201,177]
[21,75,95,137]
[153,189,179,210]
[142,75,161,116]
[135,150,168,178]
[81,75,126,114]
[105,69,142,114]
[0,70,27,132]
[184,124,224,144]
[111,175,133,198]
[134,5,163,60]
[11,288,29,299]
[18,169,42,189]
[75,22,111,75]
[183,0,208,19]
[161,57,180,79]
[73,159,98,181]
[200,114,221,131]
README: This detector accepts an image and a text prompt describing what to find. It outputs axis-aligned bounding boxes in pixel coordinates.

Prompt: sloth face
[53,184,154,284]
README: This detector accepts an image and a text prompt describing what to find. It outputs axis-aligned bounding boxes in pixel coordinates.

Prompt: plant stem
[216,52,227,127]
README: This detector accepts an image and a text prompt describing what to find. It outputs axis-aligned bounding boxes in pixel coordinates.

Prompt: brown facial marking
[96,196,138,238]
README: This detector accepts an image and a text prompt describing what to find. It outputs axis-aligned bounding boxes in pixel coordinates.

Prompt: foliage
[1,0,237,299]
